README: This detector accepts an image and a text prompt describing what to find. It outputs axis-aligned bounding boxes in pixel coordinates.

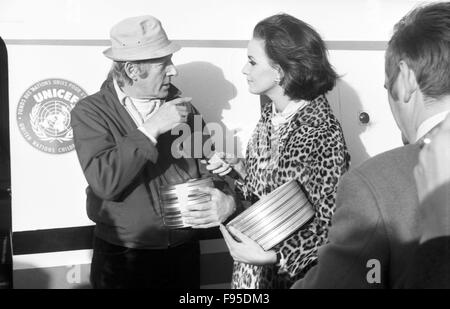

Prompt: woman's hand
[201,152,246,179]
[219,224,276,265]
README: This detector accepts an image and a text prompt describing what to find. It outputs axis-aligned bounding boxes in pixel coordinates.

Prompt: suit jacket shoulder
[293,143,422,288]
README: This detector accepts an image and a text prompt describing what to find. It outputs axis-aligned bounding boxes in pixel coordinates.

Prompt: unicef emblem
[16,79,88,154]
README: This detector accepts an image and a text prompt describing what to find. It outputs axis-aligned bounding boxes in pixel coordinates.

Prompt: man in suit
[71,15,236,288]
[292,1,450,288]
[404,114,450,288]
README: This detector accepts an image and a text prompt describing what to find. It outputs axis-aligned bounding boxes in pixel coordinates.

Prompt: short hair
[253,13,337,101]
[386,2,450,100]
[110,60,150,88]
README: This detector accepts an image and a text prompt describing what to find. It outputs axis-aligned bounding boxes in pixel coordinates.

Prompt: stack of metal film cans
[226,179,314,250]
[159,177,214,229]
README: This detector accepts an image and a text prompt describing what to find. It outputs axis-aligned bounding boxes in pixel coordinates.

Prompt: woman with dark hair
[207,13,350,288]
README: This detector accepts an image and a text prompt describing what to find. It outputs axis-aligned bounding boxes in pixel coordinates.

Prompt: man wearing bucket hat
[71,15,236,288]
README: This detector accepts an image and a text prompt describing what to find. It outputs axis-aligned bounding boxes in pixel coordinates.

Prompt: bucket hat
[103,15,181,61]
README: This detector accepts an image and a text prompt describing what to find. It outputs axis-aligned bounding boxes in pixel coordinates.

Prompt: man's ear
[398,60,418,103]
[124,62,138,81]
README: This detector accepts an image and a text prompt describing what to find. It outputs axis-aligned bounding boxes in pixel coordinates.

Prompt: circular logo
[16,79,88,154]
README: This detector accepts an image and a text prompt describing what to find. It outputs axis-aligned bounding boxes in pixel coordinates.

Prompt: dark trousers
[90,236,200,289]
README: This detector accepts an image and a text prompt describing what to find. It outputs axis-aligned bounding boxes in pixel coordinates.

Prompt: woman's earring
[274,71,281,84]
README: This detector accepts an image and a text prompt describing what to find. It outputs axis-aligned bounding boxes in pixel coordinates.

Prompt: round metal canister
[226,179,314,250]
[159,177,214,229]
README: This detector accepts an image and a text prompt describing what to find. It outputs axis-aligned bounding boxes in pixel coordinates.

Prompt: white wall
[0,0,438,288]
[0,0,435,40]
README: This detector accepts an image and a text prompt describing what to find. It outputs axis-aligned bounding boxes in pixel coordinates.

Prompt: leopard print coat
[231,95,350,289]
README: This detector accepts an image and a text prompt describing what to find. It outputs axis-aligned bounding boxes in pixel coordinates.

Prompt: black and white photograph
[0,0,449,293]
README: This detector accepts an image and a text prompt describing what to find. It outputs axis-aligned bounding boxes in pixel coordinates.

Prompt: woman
[209,13,350,289]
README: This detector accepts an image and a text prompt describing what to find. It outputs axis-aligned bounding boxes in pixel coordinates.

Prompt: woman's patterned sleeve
[233,146,253,202]
[275,125,350,277]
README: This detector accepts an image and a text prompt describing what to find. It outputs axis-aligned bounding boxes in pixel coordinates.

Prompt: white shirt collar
[415,110,450,142]
[112,78,162,124]
[113,79,127,106]
[271,100,308,127]
[272,100,307,117]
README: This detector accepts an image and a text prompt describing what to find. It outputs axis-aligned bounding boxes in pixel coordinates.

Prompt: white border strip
[13,239,228,270]
[4,39,387,50]
[13,249,93,270]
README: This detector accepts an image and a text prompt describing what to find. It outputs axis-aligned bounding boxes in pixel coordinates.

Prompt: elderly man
[71,15,235,289]
[292,1,450,288]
